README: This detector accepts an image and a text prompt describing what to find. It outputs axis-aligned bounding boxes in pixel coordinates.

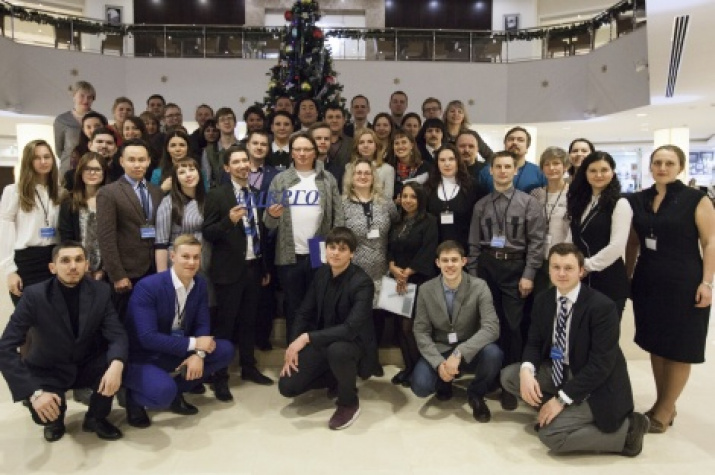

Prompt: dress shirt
[271,142,289,154]
[170,267,196,351]
[123,175,153,221]
[441,277,459,321]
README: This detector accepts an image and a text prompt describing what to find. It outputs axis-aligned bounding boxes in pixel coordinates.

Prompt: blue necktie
[241,187,261,257]
[552,296,569,388]
[138,181,150,220]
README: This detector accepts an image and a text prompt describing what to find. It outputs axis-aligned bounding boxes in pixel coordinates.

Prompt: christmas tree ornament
[284,11,293,21]
[301,82,312,92]
[313,28,323,39]
[292,28,298,38]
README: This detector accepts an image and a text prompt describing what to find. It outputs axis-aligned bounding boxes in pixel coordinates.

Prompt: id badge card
[490,235,506,248]
[546,233,553,247]
[645,236,657,251]
[171,328,184,337]
[40,227,56,238]
[440,211,454,225]
[140,225,156,239]
[448,332,458,344]
[550,346,564,360]
[367,229,380,239]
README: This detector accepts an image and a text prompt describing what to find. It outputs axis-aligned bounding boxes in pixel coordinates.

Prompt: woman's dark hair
[426,143,473,194]
[372,112,394,138]
[122,116,148,140]
[388,128,424,169]
[71,112,108,168]
[160,130,191,183]
[398,182,428,223]
[170,157,206,226]
[416,118,447,146]
[567,151,622,220]
[567,138,595,177]
[401,112,422,128]
[68,152,108,212]
[202,119,219,144]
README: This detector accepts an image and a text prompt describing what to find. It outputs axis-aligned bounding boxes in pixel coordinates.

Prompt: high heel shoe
[647,409,676,434]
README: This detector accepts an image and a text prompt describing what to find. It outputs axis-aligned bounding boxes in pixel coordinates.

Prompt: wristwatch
[451,348,461,360]
[557,394,570,406]
[30,389,44,403]
[195,350,206,359]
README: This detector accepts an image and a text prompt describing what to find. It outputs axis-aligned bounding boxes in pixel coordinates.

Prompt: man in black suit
[0,242,128,442]
[500,243,649,456]
[203,145,273,397]
[278,227,377,430]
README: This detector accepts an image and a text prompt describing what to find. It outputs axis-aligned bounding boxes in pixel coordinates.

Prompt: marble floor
[0,291,713,475]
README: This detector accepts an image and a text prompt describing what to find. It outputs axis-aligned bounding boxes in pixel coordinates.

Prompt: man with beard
[479,127,546,194]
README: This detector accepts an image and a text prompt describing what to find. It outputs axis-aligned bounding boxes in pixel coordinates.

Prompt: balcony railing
[0,0,645,62]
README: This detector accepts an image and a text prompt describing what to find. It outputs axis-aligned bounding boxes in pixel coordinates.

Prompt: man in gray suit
[411,240,503,422]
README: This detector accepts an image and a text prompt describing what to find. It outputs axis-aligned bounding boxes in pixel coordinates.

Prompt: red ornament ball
[313,28,323,39]
[284,11,293,21]
[325,76,335,84]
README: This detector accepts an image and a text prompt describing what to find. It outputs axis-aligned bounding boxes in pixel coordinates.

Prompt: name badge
[40,227,56,238]
[448,332,458,344]
[440,212,454,225]
[550,346,564,360]
[171,328,185,337]
[140,225,156,239]
[490,235,506,248]
[367,229,380,239]
[645,236,657,251]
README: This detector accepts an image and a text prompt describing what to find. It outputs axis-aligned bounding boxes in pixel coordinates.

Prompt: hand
[160,177,173,192]
[97,360,124,397]
[437,362,454,382]
[114,278,132,293]
[519,368,543,407]
[178,354,204,381]
[7,272,23,297]
[537,397,565,428]
[229,205,247,224]
[32,392,62,423]
[695,283,712,308]
[267,204,284,218]
[444,354,460,376]
[261,273,271,286]
[281,333,309,377]
[518,278,534,298]
[195,336,216,353]
[92,270,104,281]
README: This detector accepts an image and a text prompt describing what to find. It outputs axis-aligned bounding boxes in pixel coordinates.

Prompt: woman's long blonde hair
[17,140,60,212]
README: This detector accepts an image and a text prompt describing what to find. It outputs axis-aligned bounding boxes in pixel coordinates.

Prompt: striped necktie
[552,296,569,388]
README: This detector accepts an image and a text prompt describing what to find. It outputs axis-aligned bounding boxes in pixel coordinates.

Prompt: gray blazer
[413,272,499,369]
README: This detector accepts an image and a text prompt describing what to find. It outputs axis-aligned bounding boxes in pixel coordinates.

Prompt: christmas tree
[262,0,347,114]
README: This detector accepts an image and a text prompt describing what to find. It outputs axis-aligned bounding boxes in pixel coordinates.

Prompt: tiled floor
[0,291,713,474]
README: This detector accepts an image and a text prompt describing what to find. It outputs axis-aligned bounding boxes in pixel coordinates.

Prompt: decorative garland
[0,0,637,42]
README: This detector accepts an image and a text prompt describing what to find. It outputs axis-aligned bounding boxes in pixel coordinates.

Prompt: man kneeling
[0,242,128,442]
[411,240,503,422]
[500,243,648,456]
[123,235,234,428]
[278,227,377,430]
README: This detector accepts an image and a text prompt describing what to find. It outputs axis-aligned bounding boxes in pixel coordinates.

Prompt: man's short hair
[490,150,517,167]
[325,227,357,253]
[436,240,465,258]
[308,121,331,135]
[548,243,585,268]
[271,110,294,125]
[456,129,479,143]
[422,118,446,133]
[215,107,236,123]
[324,104,345,116]
[120,138,149,156]
[351,94,370,107]
[52,241,87,261]
[223,144,248,165]
[422,97,441,110]
[196,103,213,113]
[91,127,118,143]
[247,129,270,143]
[164,103,181,115]
[173,234,202,251]
[147,94,166,106]
[243,105,266,122]
[390,90,408,101]
[504,126,532,148]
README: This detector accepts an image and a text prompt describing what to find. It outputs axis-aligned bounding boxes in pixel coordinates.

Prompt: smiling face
[82,117,104,139]
[113,101,133,124]
[271,115,294,142]
[245,113,265,133]
[171,243,201,283]
[393,136,413,162]
[437,149,458,178]
[585,159,614,194]
[445,104,465,127]
[569,141,592,169]
[122,120,142,140]
[373,117,392,140]
[291,137,316,171]
[357,133,377,159]
[549,252,583,295]
[402,117,421,138]
[224,150,250,182]
[436,249,466,283]
[352,162,373,192]
[650,148,683,185]
[400,185,419,216]
[176,163,199,190]
[167,136,188,163]
[90,133,117,159]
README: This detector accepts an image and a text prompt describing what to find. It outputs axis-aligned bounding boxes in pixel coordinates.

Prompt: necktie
[552,296,569,388]
[241,187,261,257]
[138,181,150,220]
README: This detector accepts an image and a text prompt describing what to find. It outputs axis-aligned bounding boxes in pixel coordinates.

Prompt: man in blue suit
[123,235,234,428]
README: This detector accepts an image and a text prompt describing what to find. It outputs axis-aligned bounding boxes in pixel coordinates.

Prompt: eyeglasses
[293,147,315,154]
[83,167,103,174]
[423,106,440,113]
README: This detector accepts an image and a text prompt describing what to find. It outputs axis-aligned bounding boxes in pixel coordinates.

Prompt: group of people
[0,82,712,459]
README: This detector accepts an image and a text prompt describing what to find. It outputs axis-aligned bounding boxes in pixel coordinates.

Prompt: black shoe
[241,367,274,386]
[468,396,492,423]
[189,384,206,395]
[372,364,385,377]
[391,369,411,387]
[256,341,273,351]
[126,404,151,428]
[500,390,518,411]
[211,380,234,402]
[170,394,199,416]
[82,416,123,440]
[43,420,65,442]
[73,388,92,406]
[622,412,649,457]
[435,381,453,401]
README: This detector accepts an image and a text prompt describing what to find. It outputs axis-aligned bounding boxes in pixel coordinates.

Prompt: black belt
[295,254,309,261]
[246,259,262,268]
[483,248,526,261]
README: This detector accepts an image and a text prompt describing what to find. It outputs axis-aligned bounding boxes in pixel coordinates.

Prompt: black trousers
[278,341,363,407]
[212,260,261,369]
[277,256,317,344]
[477,254,527,367]
[27,352,114,425]
[111,267,155,323]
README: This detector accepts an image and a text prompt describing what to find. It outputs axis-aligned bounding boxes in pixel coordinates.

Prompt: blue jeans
[411,343,503,399]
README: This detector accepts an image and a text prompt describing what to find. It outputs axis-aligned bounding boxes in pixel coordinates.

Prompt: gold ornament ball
[301,82,312,92]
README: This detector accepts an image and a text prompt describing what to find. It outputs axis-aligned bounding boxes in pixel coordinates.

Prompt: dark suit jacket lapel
[161,272,178,332]
[118,177,146,221]
[50,279,74,338]
[77,279,95,340]
[568,286,588,352]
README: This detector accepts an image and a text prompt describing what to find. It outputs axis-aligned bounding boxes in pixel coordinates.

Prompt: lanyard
[175,292,188,329]
[35,190,50,226]
[440,180,459,211]
[544,185,566,226]
[359,200,374,229]
[491,189,516,235]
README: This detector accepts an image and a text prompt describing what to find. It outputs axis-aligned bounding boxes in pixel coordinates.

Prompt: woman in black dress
[567,151,632,317]
[425,144,477,252]
[626,145,715,433]
[387,183,438,386]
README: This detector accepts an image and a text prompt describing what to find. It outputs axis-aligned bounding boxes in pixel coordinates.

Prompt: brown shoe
[328,403,360,430]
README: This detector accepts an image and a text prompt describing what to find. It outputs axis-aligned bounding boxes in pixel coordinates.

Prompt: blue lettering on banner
[235,190,322,208]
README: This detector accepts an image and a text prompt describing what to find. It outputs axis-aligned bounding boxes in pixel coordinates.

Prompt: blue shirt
[479,161,547,194]
[441,277,458,322]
